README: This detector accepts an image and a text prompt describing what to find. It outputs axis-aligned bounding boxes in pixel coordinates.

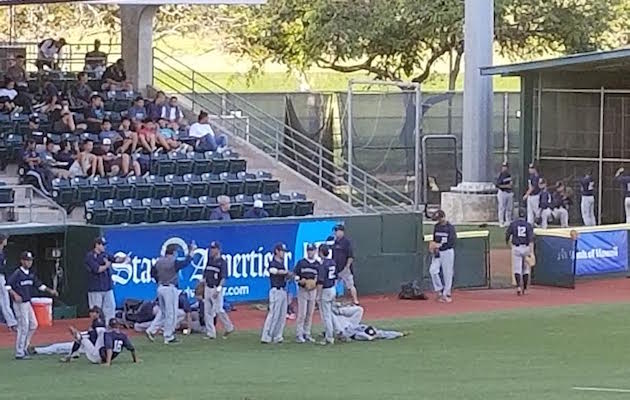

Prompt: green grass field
[2,303,630,400]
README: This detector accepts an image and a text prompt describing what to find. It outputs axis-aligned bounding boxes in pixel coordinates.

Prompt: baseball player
[429,210,456,303]
[523,163,541,225]
[332,225,359,305]
[505,208,534,295]
[0,234,17,331]
[495,161,513,227]
[614,167,630,223]
[317,244,337,345]
[203,241,234,339]
[579,170,596,226]
[293,243,320,343]
[33,306,105,361]
[135,292,193,334]
[85,237,128,323]
[332,303,406,342]
[541,181,569,229]
[7,251,58,360]
[146,241,195,344]
[69,318,139,366]
[261,243,290,344]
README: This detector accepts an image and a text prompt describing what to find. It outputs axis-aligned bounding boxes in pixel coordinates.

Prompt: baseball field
[1,280,629,400]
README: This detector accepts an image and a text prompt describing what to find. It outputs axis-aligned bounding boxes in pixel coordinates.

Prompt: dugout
[482,48,630,225]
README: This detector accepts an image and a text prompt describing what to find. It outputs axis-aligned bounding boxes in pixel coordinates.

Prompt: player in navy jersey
[505,208,534,295]
[317,244,337,345]
[523,163,541,225]
[495,161,513,227]
[614,167,630,223]
[101,319,138,365]
[261,243,292,344]
[429,210,457,303]
[293,243,320,343]
[579,171,596,226]
[0,233,17,331]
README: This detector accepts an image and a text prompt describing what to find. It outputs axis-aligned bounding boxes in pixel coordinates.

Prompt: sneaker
[15,355,31,360]
[203,335,216,340]
[273,337,284,344]
[26,346,36,355]
[260,340,271,344]
[165,337,180,345]
[222,330,234,339]
[436,293,444,302]
[145,331,155,342]
[517,287,522,296]
[296,336,306,344]
[304,335,316,343]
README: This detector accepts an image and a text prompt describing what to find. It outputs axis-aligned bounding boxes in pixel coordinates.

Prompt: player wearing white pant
[261,243,290,344]
[523,163,542,225]
[541,181,570,229]
[506,209,534,295]
[0,234,17,330]
[429,210,457,303]
[332,304,405,341]
[85,237,128,324]
[7,251,58,359]
[203,241,234,339]
[614,167,630,223]
[317,244,337,345]
[579,172,596,226]
[495,162,514,227]
[294,244,320,343]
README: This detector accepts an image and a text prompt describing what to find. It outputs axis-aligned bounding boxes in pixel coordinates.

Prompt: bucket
[31,297,53,327]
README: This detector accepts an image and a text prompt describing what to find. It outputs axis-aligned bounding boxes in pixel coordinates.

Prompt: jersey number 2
[328,266,336,280]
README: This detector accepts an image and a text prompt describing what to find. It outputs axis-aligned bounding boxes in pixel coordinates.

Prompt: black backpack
[398,280,428,300]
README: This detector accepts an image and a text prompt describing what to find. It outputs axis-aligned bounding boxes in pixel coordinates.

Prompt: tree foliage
[219,0,630,84]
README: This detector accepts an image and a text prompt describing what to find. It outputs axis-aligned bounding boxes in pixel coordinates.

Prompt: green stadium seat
[165,174,189,198]
[110,176,134,200]
[271,193,295,217]
[128,176,153,199]
[85,200,108,225]
[124,198,148,224]
[146,175,172,199]
[179,196,204,221]
[183,174,209,198]
[220,172,244,196]
[52,178,75,208]
[91,176,115,201]
[142,198,168,223]
[192,152,213,175]
[162,197,187,222]
[238,172,262,196]
[105,199,129,224]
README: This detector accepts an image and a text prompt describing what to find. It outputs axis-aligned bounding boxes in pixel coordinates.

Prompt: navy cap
[88,306,102,314]
[94,237,107,246]
[20,251,34,260]
[108,318,122,328]
[528,162,536,169]
[274,242,288,252]
[318,243,330,255]
[306,243,316,251]
[333,224,345,232]
[432,210,446,221]
[210,241,221,249]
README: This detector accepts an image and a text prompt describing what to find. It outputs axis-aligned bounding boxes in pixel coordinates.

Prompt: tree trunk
[448,49,463,91]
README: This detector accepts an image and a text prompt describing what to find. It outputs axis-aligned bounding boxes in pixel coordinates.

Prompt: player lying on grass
[65,318,139,365]
[32,306,105,361]
[331,303,407,341]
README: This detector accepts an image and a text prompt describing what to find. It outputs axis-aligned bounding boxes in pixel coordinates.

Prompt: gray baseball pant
[87,290,116,324]
[204,286,234,338]
[319,287,336,343]
[625,198,630,223]
[0,273,17,327]
[527,194,540,225]
[581,195,596,226]
[148,284,178,342]
[78,327,106,364]
[261,287,287,343]
[296,286,316,339]
[511,245,531,275]
[13,301,38,358]
[429,248,455,297]
[138,308,185,332]
[332,304,363,335]
[541,207,569,228]
[497,190,513,226]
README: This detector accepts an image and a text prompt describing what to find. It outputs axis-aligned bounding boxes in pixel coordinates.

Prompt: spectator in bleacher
[127,96,146,123]
[55,140,77,166]
[92,138,140,177]
[84,39,107,78]
[189,111,227,152]
[40,140,71,179]
[146,91,166,120]
[161,96,185,128]
[52,110,77,134]
[0,78,19,114]
[102,59,132,92]
[24,115,46,144]
[210,195,232,221]
[68,139,99,178]
[21,139,53,194]
[157,117,189,153]
[117,116,138,153]
[138,118,172,153]
[70,72,92,108]
[99,119,133,155]
[6,55,27,88]
[244,200,269,219]
[36,38,66,71]
[84,95,105,133]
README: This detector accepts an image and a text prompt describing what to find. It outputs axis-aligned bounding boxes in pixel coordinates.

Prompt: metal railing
[152,48,414,213]
[0,184,67,225]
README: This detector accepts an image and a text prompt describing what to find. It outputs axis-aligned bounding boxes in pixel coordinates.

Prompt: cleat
[517,287,522,296]
[444,296,453,303]
[304,335,316,343]
[15,355,31,360]
[60,355,72,363]
[222,330,234,339]
[145,331,155,342]
[203,335,216,340]
[437,296,447,303]
[296,336,306,344]
[165,337,180,345]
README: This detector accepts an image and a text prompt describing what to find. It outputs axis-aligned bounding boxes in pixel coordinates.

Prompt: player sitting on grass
[331,303,407,342]
[32,306,105,362]
[67,318,139,365]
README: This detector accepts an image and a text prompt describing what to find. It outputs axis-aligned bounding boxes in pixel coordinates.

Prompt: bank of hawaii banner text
[104,220,342,306]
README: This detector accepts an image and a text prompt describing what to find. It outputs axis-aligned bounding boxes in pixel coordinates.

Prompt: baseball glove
[195,281,205,299]
[525,253,536,268]
[299,278,318,290]
[428,241,440,254]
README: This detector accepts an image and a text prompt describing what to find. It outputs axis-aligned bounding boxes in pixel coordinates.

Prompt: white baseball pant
[318,287,336,343]
[204,286,234,338]
[527,194,540,225]
[497,190,513,227]
[429,248,455,297]
[87,290,116,324]
[13,301,37,358]
[580,196,596,226]
[261,287,287,343]
[511,245,531,275]
[0,273,17,327]
[541,207,569,228]
[296,286,316,339]
[625,198,630,223]
[147,285,179,342]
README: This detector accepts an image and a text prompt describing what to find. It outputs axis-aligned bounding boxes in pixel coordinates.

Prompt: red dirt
[2,278,630,349]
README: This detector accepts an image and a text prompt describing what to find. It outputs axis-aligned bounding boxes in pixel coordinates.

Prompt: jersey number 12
[517,226,526,237]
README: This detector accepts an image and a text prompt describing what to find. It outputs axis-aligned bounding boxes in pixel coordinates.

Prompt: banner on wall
[103,220,342,307]
[575,230,628,276]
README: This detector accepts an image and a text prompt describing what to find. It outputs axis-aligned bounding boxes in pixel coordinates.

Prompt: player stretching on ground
[69,318,138,365]
[293,243,319,343]
[317,244,336,345]
[429,210,456,303]
[261,243,291,344]
[506,208,534,295]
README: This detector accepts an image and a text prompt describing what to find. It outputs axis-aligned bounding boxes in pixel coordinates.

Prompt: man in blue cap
[293,243,320,343]
[203,241,235,339]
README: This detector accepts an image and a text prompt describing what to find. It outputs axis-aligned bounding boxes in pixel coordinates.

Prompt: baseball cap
[102,138,112,145]
[88,306,102,314]
[29,115,39,124]
[94,237,107,246]
[253,199,263,208]
[318,243,330,255]
[528,162,536,169]
[333,224,345,232]
[20,251,34,260]
[432,210,446,221]
[306,243,316,251]
[210,241,221,249]
[108,318,122,328]
[274,242,288,252]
